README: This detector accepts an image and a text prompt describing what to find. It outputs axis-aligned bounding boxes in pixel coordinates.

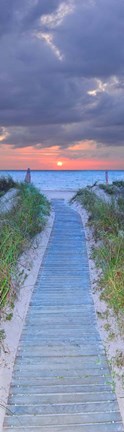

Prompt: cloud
[0,1,63,36]
[0,0,124,155]
[0,126,9,141]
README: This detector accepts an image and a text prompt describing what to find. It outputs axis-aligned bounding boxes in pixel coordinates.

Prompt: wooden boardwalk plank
[3,200,123,431]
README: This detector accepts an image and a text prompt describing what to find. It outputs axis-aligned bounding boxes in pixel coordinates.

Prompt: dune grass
[0,176,16,197]
[0,183,50,308]
[99,180,124,195]
[118,196,124,212]
[99,184,115,195]
[113,180,124,188]
[72,188,124,313]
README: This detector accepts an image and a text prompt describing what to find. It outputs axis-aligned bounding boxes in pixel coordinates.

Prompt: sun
[57,161,63,167]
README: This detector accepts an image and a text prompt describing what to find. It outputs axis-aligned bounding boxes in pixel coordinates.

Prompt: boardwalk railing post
[25,168,31,184]
[105,170,108,185]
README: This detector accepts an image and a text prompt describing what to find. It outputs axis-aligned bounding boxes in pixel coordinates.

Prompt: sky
[0,0,124,170]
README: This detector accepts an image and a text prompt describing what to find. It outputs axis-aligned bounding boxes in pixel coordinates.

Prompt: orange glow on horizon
[0,144,124,170]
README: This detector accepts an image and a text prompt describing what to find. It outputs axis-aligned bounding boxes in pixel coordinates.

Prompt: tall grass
[73,188,124,313]
[0,176,16,197]
[113,180,124,187]
[99,180,124,195]
[118,196,124,212]
[0,183,50,308]
[99,184,115,195]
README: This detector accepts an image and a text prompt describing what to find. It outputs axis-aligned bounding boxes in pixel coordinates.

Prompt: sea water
[0,170,124,191]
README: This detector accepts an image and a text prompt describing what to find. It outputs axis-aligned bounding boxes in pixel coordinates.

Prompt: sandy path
[0,191,74,430]
[3,199,123,431]
[0,190,124,429]
[73,201,124,424]
[0,211,54,431]
[41,189,76,200]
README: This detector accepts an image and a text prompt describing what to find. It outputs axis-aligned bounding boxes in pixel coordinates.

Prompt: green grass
[0,183,50,308]
[99,184,115,195]
[113,180,124,188]
[72,188,122,238]
[0,176,16,195]
[0,329,5,342]
[118,197,124,212]
[99,181,124,194]
[98,181,124,203]
[73,188,124,314]
[72,188,97,213]
[114,351,124,367]
[93,233,124,312]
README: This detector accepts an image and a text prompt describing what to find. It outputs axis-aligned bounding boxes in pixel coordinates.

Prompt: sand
[0,189,124,429]
[0,189,18,215]
[41,189,76,201]
[73,201,124,424]
[0,209,54,431]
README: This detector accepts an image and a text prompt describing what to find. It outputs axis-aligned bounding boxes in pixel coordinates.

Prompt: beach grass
[72,188,124,313]
[118,196,124,212]
[0,182,50,308]
[99,180,124,195]
[0,176,16,197]
[99,184,115,195]
[113,180,124,188]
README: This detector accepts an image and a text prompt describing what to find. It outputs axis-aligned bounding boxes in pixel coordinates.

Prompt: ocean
[0,170,124,191]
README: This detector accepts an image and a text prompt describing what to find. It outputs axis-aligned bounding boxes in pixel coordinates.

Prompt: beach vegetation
[113,180,124,188]
[0,183,50,308]
[0,176,17,197]
[104,323,111,332]
[0,329,5,342]
[99,184,115,195]
[114,351,124,368]
[72,188,124,314]
[118,197,124,212]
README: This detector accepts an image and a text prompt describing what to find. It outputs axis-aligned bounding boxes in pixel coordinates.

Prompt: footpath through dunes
[3,200,123,432]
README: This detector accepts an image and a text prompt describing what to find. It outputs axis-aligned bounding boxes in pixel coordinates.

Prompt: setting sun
[57,161,63,167]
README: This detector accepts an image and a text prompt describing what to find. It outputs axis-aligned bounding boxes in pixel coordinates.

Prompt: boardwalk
[3,200,123,431]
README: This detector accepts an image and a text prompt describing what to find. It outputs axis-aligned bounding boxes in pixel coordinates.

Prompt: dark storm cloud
[56,0,124,79]
[0,0,124,151]
[22,0,62,29]
[0,0,16,36]
[0,0,62,35]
